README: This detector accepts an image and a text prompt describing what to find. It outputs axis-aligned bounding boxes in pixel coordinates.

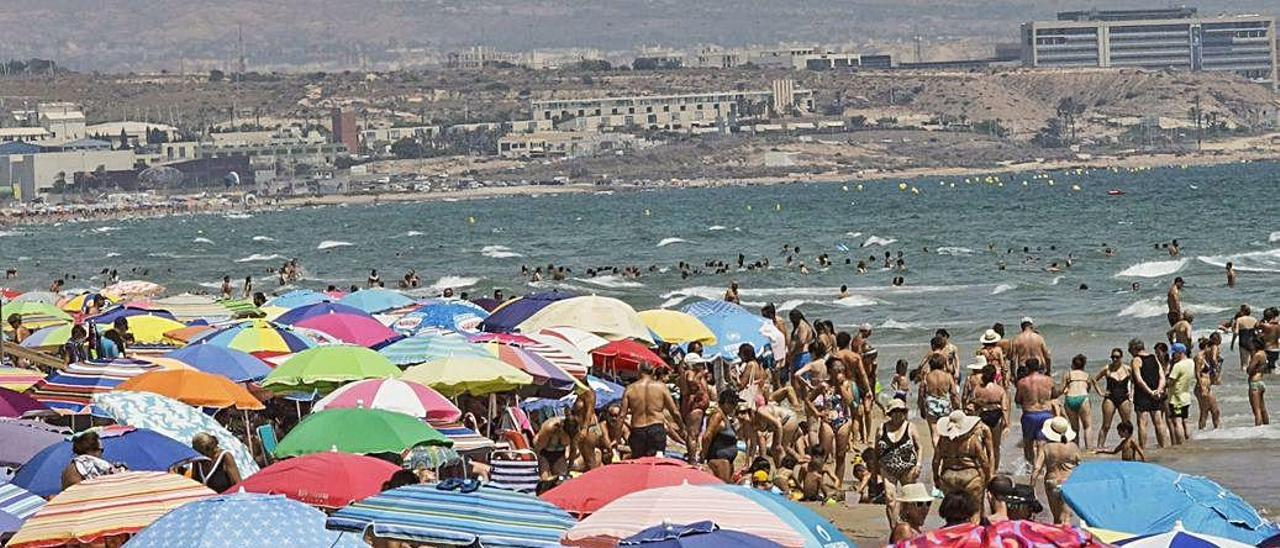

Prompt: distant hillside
[2,0,1272,71]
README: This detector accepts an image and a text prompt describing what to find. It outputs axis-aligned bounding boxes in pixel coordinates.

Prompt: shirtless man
[1166,277,1184,327]
[917,336,952,380]
[619,363,685,458]
[933,410,993,513]
[833,332,873,441]
[1167,312,1193,351]
[1015,358,1054,466]
[1226,262,1237,288]
[1260,307,1280,374]
[723,282,741,305]
[1010,318,1051,378]
[1034,417,1080,525]
[1231,305,1260,372]
[786,310,814,385]
[919,354,960,446]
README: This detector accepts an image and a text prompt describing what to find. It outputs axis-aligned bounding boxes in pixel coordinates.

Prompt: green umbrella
[3,302,72,329]
[261,344,401,394]
[274,407,451,458]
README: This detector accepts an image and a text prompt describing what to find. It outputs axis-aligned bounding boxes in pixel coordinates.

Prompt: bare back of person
[1016,373,1054,413]
[623,379,669,429]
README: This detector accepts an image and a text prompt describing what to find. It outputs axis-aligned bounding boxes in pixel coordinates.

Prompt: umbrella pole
[488,393,495,438]
[295,400,302,421]
[242,409,253,455]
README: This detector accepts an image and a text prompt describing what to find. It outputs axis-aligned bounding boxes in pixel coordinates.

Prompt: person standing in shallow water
[1093,348,1133,448]
[1057,354,1095,450]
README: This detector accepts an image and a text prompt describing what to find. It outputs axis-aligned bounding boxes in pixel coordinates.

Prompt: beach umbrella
[395,301,488,334]
[125,492,367,547]
[274,302,372,326]
[592,340,668,378]
[261,345,401,394]
[101,280,165,301]
[91,391,260,477]
[1116,524,1254,548]
[90,305,177,326]
[10,292,59,305]
[57,293,114,314]
[0,484,45,538]
[0,288,19,302]
[517,295,653,343]
[6,472,214,548]
[2,302,71,329]
[0,388,46,418]
[118,315,187,345]
[1061,461,1280,545]
[265,289,331,310]
[541,457,724,518]
[537,326,611,352]
[621,521,783,548]
[273,408,451,458]
[152,294,237,323]
[29,358,170,415]
[479,291,575,333]
[339,288,415,314]
[227,453,401,509]
[0,419,68,467]
[585,375,626,409]
[18,324,71,349]
[377,330,489,366]
[470,297,501,312]
[163,344,271,383]
[191,319,316,354]
[0,367,44,392]
[474,342,580,397]
[115,369,264,410]
[680,300,776,362]
[159,324,215,345]
[12,426,202,498]
[563,484,852,548]
[402,355,533,398]
[892,520,1106,548]
[478,331,592,380]
[291,313,399,347]
[327,483,577,548]
[312,378,462,423]
[637,310,717,345]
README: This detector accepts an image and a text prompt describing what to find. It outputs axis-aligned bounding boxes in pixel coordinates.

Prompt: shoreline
[2,148,1275,229]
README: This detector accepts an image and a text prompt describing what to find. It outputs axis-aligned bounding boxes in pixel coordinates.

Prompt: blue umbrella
[377,331,488,366]
[0,483,44,536]
[1061,461,1280,545]
[265,289,331,310]
[328,483,575,548]
[622,521,783,548]
[274,302,372,326]
[126,492,368,547]
[586,375,626,409]
[479,292,574,333]
[339,289,416,314]
[91,306,177,325]
[394,302,488,334]
[680,301,773,362]
[12,426,201,497]
[165,344,272,383]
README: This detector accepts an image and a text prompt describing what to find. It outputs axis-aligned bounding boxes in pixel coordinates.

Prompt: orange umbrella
[115,369,265,410]
[163,324,215,344]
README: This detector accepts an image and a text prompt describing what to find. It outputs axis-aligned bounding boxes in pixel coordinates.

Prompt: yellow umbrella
[402,355,533,398]
[637,309,717,345]
[516,295,653,343]
[120,315,188,345]
[57,293,116,313]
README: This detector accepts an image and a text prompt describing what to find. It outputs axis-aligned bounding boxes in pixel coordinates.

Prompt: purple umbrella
[470,298,500,312]
[0,419,68,467]
[479,292,574,333]
[0,388,46,418]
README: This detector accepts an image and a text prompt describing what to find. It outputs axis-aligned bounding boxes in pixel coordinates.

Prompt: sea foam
[481,245,523,259]
[432,276,480,290]
[317,240,353,250]
[236,253,284,263]
[862,235,897,248]
[576,275,644,289]
[1114,259,1186,278]
[1198,248,1280,273]
[657,237,690,247]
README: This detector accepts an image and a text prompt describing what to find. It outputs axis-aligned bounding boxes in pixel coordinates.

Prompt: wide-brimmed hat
[980,329,1001,345]
[937,410,979,439]
[898,483,934,503]
[966,355,989,371]
[1041,416,1077,443]
[885,398,908,414]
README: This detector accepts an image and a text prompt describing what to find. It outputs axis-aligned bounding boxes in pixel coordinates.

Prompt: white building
[497,131,644,159]
[1,149,136,200]
[85,121,180,148]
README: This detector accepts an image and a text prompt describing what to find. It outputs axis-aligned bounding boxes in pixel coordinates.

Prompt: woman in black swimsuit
[1093,348,1133,448]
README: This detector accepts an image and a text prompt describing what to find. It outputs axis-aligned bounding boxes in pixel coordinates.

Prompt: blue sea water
[3,160,1280,511]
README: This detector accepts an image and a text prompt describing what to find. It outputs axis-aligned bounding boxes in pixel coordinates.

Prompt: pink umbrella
[292,313,399,348]
[311,378,461,423]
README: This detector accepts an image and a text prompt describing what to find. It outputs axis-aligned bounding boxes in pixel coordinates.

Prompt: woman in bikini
[1059,354,1096,450]
[970,364,1008,473]
[1092,348,1132,449]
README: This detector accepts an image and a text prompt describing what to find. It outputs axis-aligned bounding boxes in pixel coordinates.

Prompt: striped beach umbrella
[312,378,461,423]
[427,421,496,452]
[6,472,213,548]
[0,368,44,392]
[473,342,580,397]
[476,331,591,380]
[0,484,45,537]
[18,324,71,349]
[191,319,317,354]
[327,484,576,548]
[28,359,168,415]
[563,484,852,548]
[378,330,489,366]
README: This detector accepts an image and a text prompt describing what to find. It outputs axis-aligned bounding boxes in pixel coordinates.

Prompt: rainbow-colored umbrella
[2,302,72,330]
[473,342,580,397]
[190,319,317,354]
[28,359,173,415]
[18,324,72,349]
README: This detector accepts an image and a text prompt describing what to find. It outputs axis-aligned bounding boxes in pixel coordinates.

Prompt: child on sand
[1096,421,1145,462]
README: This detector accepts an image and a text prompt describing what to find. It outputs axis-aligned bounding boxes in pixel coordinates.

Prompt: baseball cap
[1170,342,1187,356]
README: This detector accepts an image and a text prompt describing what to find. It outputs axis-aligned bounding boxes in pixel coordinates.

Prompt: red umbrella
[591,340,668,378]
[893,520,1109,548]
[540,457,723,517]
[226,452,401,509]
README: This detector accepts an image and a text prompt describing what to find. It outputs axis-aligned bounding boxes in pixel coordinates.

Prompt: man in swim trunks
[619,362,685,458]
[1011,318,1051,377]
[1166,277,1184,327]
[1167,312,1193,351]
[1015,358,1054,466]
[919,354,960,446]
